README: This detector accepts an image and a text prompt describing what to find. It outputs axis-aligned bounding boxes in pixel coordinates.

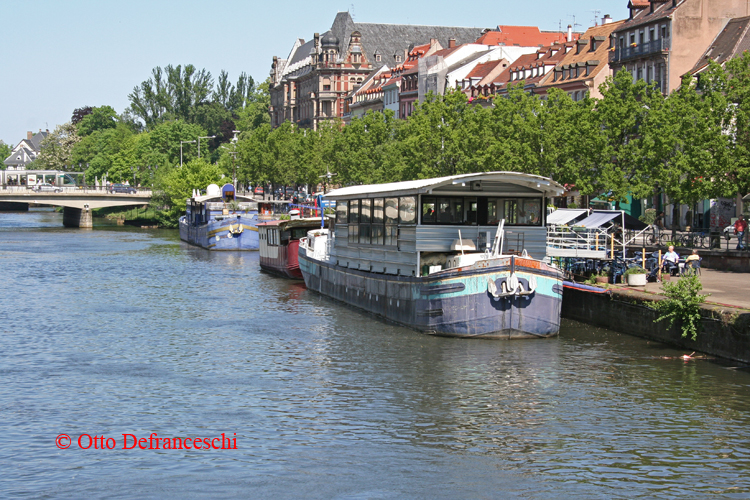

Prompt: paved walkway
[614,268,750,310]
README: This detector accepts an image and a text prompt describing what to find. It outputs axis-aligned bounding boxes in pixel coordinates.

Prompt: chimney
[567,25,573,42]
[602,14,613,25]
[650,0,655,14]
[448,38,457,48]
[27,131,32,140]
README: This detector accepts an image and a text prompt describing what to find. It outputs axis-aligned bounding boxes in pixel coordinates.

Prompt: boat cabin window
[343,196,415,247]
[385,198,398,224]
[291,228,308,240]
[267,228,280,246]
[399,196,416,224]
[423,196,542,226]
[348,200,359,223]
[336,203,348,224]
[360,199,371,223]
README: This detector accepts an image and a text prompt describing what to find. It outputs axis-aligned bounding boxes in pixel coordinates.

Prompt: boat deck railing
[546,227,610,258]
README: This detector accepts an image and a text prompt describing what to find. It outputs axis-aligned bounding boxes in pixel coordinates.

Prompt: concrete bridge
[0,187,152,228]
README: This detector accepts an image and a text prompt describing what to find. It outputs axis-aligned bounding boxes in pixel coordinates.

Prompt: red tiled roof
[431,46,463,58]
[616,0,677,32]
[475,25,578,47]
[465,60,506,79]
[488,41,575,87]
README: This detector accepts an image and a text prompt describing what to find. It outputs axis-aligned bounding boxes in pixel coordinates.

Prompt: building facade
[269,12,483,129]
[3,130,48,170]
[609,0,750,94]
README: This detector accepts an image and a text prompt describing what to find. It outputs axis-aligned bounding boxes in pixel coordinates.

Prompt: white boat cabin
[323,172,564,277]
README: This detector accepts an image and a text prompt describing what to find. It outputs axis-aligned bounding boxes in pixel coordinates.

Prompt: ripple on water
[1,212,750,498]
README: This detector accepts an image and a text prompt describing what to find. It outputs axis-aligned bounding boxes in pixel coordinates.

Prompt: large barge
[298,172,565,339]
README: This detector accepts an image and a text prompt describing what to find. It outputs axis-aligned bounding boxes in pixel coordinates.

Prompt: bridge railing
[0,185,152,195]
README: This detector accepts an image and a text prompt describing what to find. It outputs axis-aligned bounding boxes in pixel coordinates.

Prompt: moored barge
[298,172,565,339]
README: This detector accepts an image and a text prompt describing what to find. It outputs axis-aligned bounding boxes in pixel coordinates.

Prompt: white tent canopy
[547,209,587,225]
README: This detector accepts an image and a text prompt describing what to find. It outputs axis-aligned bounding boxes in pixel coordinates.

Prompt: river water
[2,209,750,499]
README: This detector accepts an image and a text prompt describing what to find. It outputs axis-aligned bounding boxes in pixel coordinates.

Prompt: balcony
[610,38,670,63]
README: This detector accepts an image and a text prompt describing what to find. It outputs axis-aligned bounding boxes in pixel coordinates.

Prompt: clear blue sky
[0,0,627,145]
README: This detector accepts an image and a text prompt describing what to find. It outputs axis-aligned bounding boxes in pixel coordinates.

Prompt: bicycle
[645,227,670,247]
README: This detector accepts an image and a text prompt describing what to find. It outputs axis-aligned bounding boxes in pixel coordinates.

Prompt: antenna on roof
[591,10,601,26]
[569,15,581,32]
[350,3,355,20]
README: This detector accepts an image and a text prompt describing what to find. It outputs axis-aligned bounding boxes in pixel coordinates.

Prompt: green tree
[154,158,225,227]
[234,80,271,132]
[143,120,208,167]
[76,106,118,136]
[71,122,134,181]
[0,142,12,168]
[236,123,271,187]
[722,54,750,197]
[399,89,483,180]
[339,110,402,184]
[653,72,734,236]
[591,69,665,204]
[128,64,214,128]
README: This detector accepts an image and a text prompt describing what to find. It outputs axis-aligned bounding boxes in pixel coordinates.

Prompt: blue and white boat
[298,172,565,339]
[179,183,260,250]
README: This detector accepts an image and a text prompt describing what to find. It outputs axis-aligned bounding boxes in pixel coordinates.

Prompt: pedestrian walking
[735,215,747,250]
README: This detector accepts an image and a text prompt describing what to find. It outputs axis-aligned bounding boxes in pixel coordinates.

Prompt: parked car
[109,183,137,194]
[254,186,264,195]
[31,183,62,193]
[285,187,295,197]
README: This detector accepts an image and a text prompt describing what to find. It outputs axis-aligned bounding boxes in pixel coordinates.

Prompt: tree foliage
[71,106,93,125]
[0,142,12,167]
[154,158,225,227]
[36,122,80,170]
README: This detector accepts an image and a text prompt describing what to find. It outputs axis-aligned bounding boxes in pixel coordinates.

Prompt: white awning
[547,209,587,225]
[575,211,622,228]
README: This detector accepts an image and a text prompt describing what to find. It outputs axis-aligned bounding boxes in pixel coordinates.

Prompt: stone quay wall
[562,287,750,364]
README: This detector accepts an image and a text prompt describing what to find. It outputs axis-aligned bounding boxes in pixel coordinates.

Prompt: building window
[375,54,381,62]
[396,55,402,62]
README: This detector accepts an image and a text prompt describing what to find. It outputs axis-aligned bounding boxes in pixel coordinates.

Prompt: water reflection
[1,211,749,498]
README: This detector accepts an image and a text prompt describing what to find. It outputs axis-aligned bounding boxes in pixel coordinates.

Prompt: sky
[0,0,628,145]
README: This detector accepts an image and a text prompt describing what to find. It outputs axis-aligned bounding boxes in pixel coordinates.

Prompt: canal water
[2,209,750,499]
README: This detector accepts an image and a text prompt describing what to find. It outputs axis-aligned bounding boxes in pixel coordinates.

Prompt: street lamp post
[197,136,216,159]
[180,140,196,167]
[221,145,239,189]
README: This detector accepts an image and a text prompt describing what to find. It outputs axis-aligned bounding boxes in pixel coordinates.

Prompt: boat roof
[257,217,329,229]
[193,193,256,203]
[324,172,565,199]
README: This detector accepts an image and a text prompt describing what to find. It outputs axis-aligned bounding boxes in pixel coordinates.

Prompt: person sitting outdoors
[662,245,680,275]
[684,249,701,275]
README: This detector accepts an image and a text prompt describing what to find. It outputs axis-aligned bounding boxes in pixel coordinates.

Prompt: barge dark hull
[299,252,563,339]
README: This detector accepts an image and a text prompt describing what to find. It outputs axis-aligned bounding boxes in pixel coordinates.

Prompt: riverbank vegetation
[23,55,750,226]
